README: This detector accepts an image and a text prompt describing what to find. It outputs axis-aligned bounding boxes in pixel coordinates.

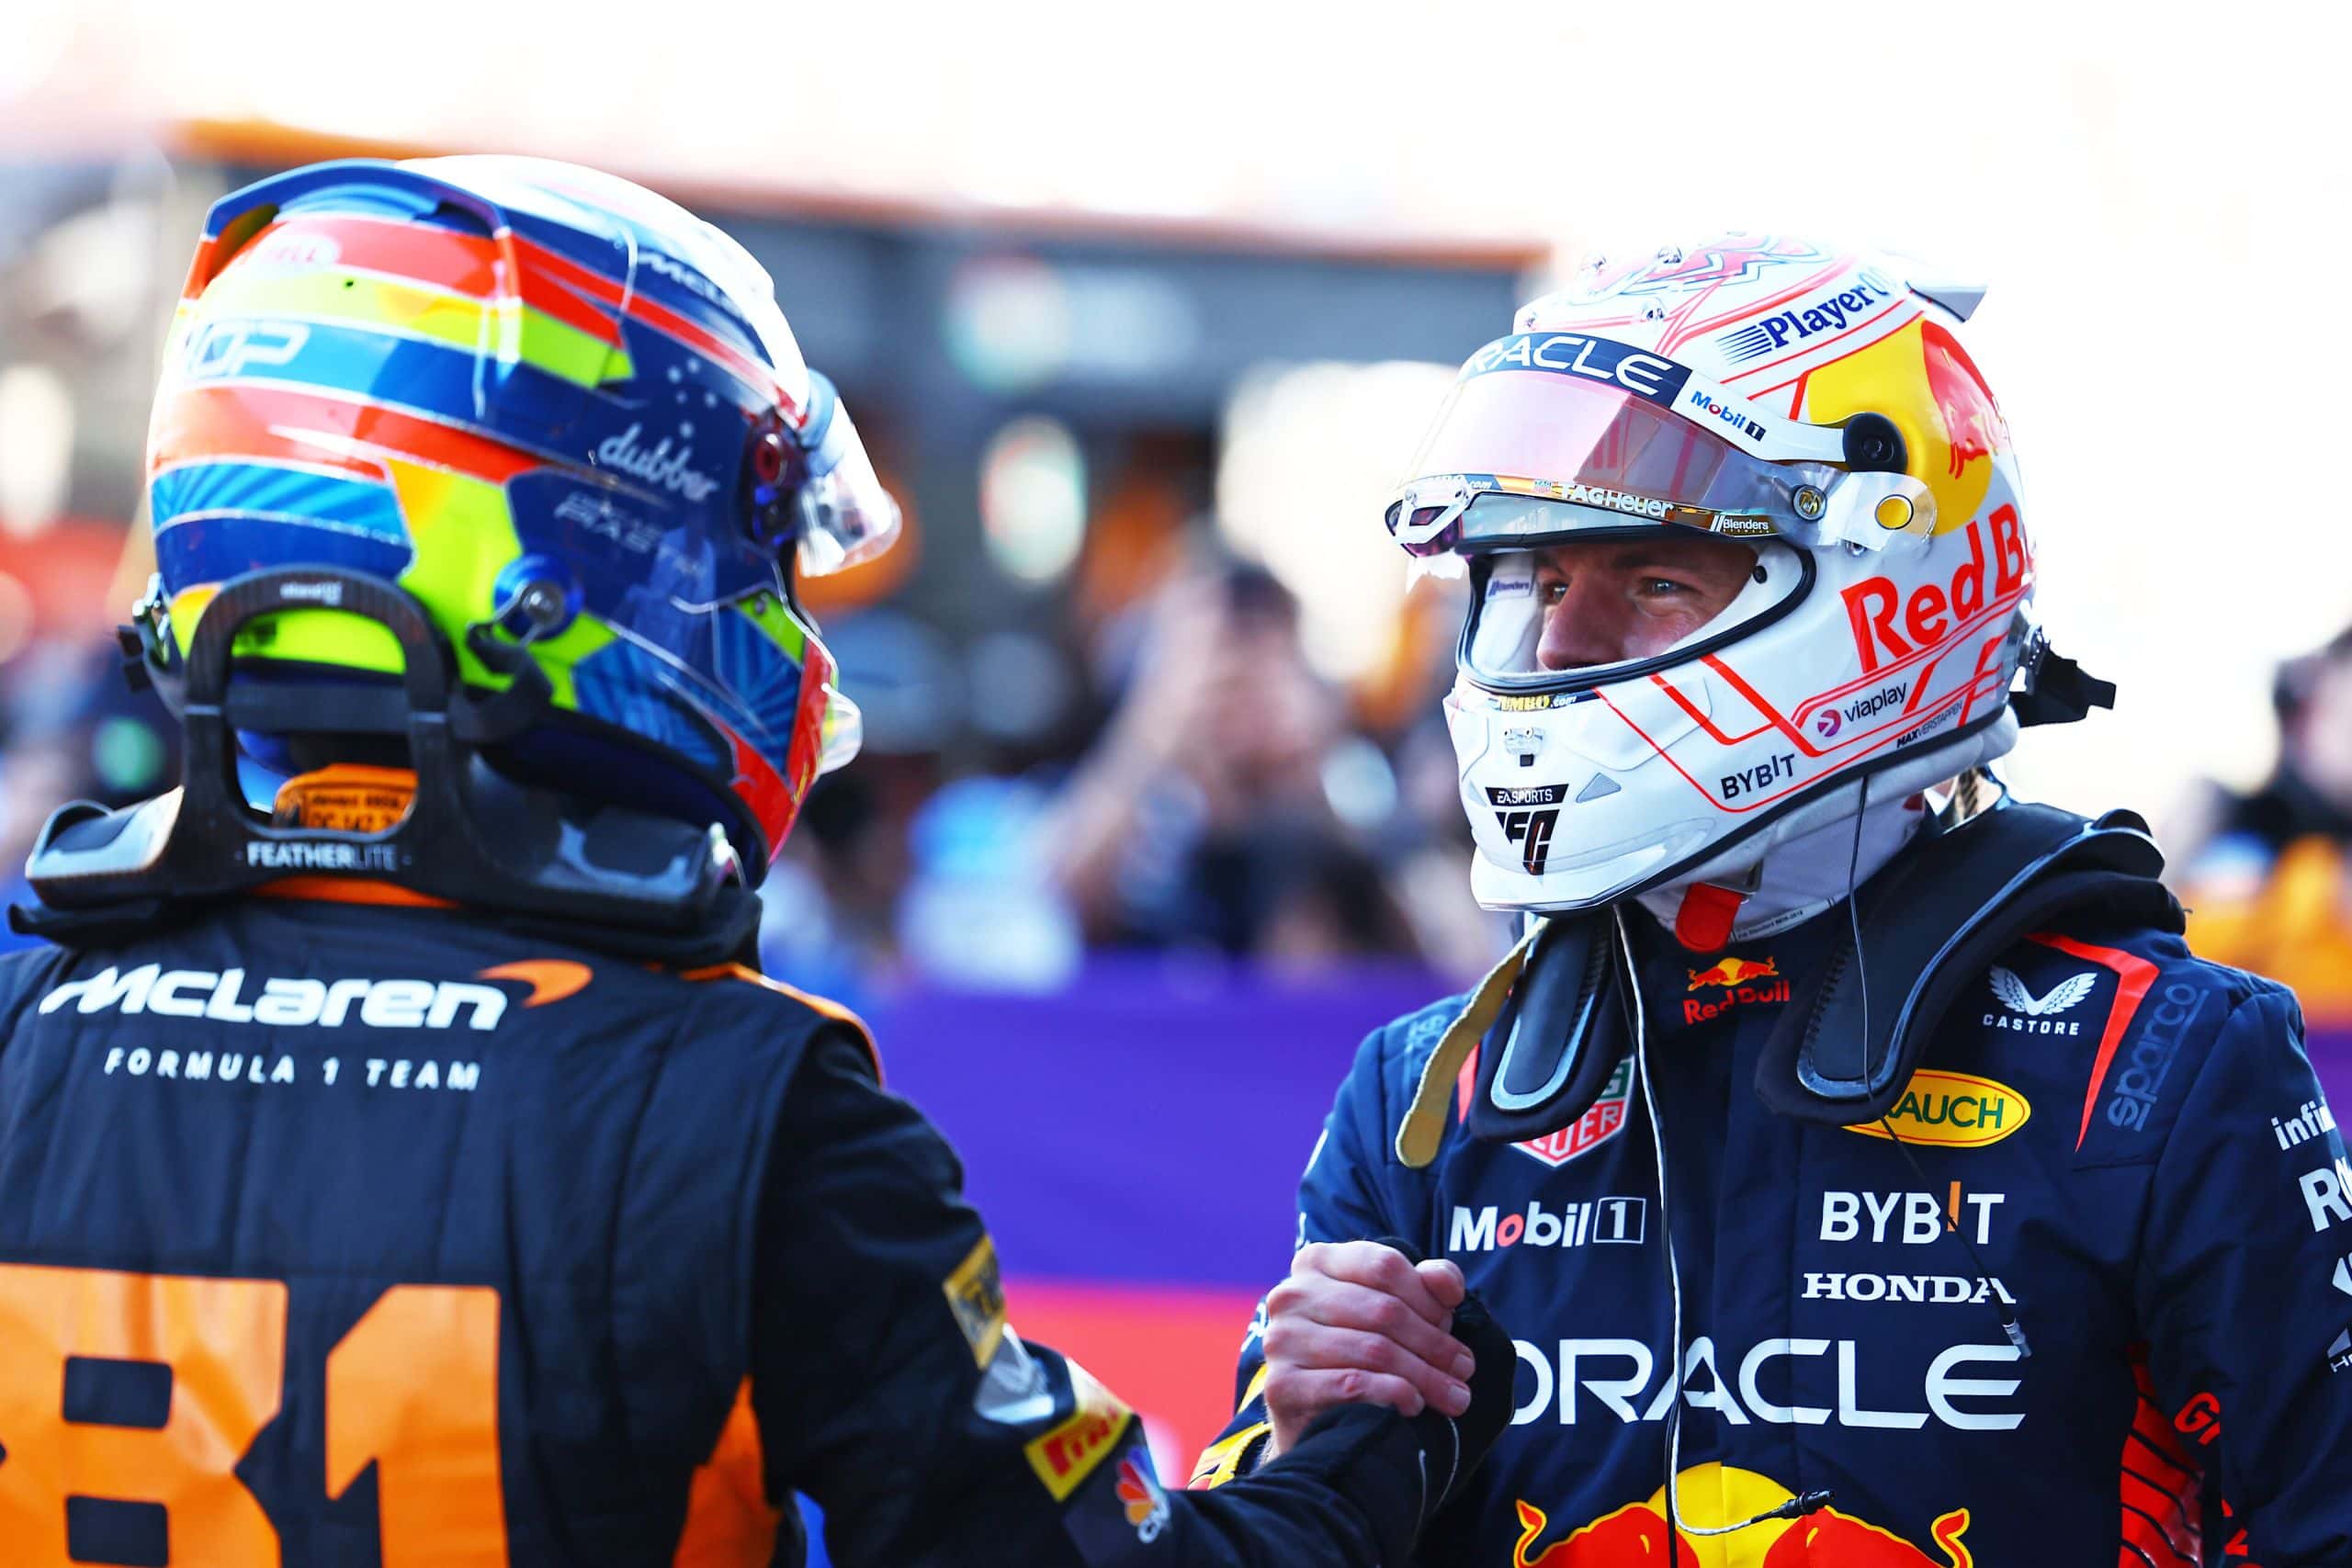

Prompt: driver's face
[1529,533,1759,671]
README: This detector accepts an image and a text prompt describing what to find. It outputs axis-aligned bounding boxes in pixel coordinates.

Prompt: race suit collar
[1634,791,1930,952]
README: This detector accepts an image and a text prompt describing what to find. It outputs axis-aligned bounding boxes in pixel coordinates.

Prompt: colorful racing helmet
[143,155,899,874]
[1391,234,2102,914]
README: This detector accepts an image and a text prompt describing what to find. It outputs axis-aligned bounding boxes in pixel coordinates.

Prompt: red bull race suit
[0,773,1508,1567]
[1195,834,2352,1565]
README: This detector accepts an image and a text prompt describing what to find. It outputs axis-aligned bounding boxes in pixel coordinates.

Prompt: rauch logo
[1845,1068,2030,1148]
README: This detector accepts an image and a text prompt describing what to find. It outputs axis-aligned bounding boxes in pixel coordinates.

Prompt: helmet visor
[1387,361,1843,553]
[1462,532,1809,692]
[794,378,901,577]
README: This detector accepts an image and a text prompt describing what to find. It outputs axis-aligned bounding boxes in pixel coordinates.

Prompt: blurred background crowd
[6,0,2352,1505]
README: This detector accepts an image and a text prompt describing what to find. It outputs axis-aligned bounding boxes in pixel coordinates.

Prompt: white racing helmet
[1394,236,2105,915]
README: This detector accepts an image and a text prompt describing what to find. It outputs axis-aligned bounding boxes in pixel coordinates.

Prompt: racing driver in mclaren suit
[0,157,1519,1566]
[1191,238,2352,1565]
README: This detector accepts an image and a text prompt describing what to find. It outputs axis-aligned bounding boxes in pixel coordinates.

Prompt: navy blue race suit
[1194,897,2352,1566]
[0,875,1490,1566]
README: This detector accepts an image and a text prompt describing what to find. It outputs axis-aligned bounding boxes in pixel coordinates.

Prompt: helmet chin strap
[1638,789,1930,953]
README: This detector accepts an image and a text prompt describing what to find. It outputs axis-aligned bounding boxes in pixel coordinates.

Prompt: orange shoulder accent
[254,877,456,908]
[672,1378,779,1568]
[476,960,593,1008]
[675,963,881,1081]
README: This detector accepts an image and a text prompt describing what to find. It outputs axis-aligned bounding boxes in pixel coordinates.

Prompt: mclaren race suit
[1195,821,2352,1565]
[0,778,1500,1566]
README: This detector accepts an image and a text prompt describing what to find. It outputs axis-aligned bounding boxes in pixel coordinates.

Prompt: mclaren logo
[38,960,592,1030]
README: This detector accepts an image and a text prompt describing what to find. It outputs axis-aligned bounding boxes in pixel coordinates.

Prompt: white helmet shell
[1396,235,2041,914]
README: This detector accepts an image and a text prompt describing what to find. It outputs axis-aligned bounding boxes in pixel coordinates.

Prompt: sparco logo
[1449,1197,1645,1252]
[595,423,721,502]
[39,965,507,1030]
[2106,980,2207,1132]
[1510,1335,2022,1431]
[244,840,403,873]
[1718,270,1895,363]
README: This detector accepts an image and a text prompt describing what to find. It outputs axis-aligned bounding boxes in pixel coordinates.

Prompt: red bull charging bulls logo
[1513,1465,1973,1567]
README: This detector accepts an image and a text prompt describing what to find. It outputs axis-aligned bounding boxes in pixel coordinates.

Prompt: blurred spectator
[2171,624,2352,1011]
[0,641,178,945]
[1041,555,1419,968]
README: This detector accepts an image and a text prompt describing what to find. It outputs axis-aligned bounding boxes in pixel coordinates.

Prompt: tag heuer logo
[1511,1056,1633,1168]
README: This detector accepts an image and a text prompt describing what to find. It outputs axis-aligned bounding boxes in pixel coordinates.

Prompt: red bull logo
[1919,321,2007,482]
[1512,1466,1973,1567]
[1801,317,2011,540]
[1687,955,1779,990]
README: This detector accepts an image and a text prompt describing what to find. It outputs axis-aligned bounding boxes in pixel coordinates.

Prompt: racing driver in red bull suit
[0,156,1521,1567]
[1191,238,2352,1565]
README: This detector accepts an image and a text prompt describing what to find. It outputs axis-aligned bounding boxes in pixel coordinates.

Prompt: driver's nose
[1536,577,1634,671]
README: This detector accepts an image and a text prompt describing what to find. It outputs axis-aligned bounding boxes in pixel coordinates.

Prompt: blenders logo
[1463,333,1690,408]
[1510,1056,1634,1168]
[594,423,722,502]
[244,840,403,874]
[1684,388,1767,443]
[1718,270,1896,363]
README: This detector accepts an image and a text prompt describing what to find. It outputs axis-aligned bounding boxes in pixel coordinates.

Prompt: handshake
[1251,1237,1518,1539]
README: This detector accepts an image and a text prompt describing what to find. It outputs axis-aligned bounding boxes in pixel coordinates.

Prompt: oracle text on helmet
[1464,334,1682,404]
[1843,506,2027,675]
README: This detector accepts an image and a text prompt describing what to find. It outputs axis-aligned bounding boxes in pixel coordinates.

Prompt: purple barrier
[2312,1027,2352,1115]
[865,955,1454,1291]
[867,964,2352,1296]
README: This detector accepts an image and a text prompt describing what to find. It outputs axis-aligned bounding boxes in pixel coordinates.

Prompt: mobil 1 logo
[1488,784,1565,875]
